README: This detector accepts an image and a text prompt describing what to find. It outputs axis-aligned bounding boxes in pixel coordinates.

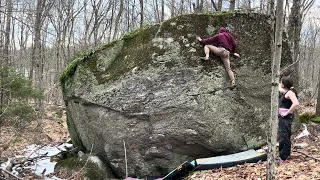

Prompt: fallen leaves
[0,106,69,158]
[187,122,320,180]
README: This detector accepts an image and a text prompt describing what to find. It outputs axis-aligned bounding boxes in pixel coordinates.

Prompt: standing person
[197,27,240,89]
[278,76,300,162]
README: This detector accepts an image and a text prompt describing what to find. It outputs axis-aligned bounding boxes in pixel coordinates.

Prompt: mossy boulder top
[61,12,292,178]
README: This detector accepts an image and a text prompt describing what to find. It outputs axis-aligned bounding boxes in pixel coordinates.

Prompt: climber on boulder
[198,27,239,89]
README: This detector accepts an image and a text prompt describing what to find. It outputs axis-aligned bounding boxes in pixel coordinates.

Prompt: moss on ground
[311,116,320,123]
[55,157,109,180]
[299,112,320,123]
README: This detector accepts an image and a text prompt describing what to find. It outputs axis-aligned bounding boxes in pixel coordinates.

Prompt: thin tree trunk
[161,0,164,22]
[108,1,115,42]
[153,0,159,22]
[266,0,284,180]
[288,0,302,90]
[210,0,219,11]
[126,0,130,31]
[180,0,184,15]
[316,69,320,115]
[113,0,124,40]
[218,0,222,10]
[199,0,204,12]
[84,0,88,46]
[196,0,199,12]
[4,0,12,66]
[230,0,236,10]
[11,18,16,67]
[2,0,13,109]
[130,0,135,30]
[93,0,99,45]
[268,0,275,15]
[31,0,46,109]
[170,0,175,17]
[139,0,143,27]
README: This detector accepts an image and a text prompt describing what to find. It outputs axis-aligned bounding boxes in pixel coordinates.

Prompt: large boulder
[60,12,292,177]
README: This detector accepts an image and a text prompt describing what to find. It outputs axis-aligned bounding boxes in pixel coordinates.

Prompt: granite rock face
[61,12,293,177]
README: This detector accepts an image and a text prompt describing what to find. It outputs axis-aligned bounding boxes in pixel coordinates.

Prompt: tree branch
[0,168,23,180]
[293,150,320,161]
[210,0,218,11]
[280,59,300,74]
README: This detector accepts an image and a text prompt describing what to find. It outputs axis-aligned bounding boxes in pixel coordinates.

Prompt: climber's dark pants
[278,114,293,160]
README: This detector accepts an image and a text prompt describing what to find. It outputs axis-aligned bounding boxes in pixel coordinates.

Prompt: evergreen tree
[0,67,43,127]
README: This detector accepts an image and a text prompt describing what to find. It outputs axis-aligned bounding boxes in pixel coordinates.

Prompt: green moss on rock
[55,157,111,180]
[202,9,242,16]
[311,116,320,123]
[82,25,159,84]
[299,112,316,123]
[122,24,153,40]
[59,40,119,84]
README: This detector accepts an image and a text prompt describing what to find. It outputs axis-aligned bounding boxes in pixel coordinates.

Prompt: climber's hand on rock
[233,53,240,58]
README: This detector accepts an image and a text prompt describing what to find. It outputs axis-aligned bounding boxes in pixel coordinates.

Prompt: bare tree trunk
[161,0,164,22]
[287,0,302,90]
[316,69,320,115]
[1,0,12,114]
[218,0,222,10]
[139,0,144,27]
[108,1,115,42]
[153,0,159,22]
[199,0,204,12]
[126,0,130,31]
[131,0,135,30]
[11,18,16,67]
[31,0,46,109]
[83,0,88,46]
[266,0,284,180]
[210,0,219,11]
[4,0,12,66]
[180,0,184,15]
[194,0,204,12]
[230,0,236,10]
[113,0,124,40]
[0,0,3,63]
[170,0,175,17]
[268,0,275,15]
[93,0,100,45]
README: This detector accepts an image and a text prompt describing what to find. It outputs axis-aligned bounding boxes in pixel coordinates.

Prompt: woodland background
[0,0,319,121]
[0,0,320,179]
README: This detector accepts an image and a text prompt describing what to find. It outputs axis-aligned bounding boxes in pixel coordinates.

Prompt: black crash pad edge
[195,153,267,170]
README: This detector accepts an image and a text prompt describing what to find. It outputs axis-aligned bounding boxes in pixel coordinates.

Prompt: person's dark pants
[278,114,293,160]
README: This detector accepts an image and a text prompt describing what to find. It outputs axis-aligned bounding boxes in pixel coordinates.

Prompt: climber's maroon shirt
[201,27,237,53]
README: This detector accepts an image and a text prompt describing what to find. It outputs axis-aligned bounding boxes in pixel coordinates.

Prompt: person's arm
[199,34,219,45]
[230,35,237,53]
[230,35,239,57]
[281,91,299,116]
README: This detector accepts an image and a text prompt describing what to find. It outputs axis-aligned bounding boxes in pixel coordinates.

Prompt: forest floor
[187,101,320,180]
[0,102,319,180]
[0,105,69,179]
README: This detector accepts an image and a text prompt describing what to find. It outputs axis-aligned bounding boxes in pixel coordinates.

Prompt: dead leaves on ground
[188,156,320,180]
[187,123,320,180]
[0,107,69,158]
